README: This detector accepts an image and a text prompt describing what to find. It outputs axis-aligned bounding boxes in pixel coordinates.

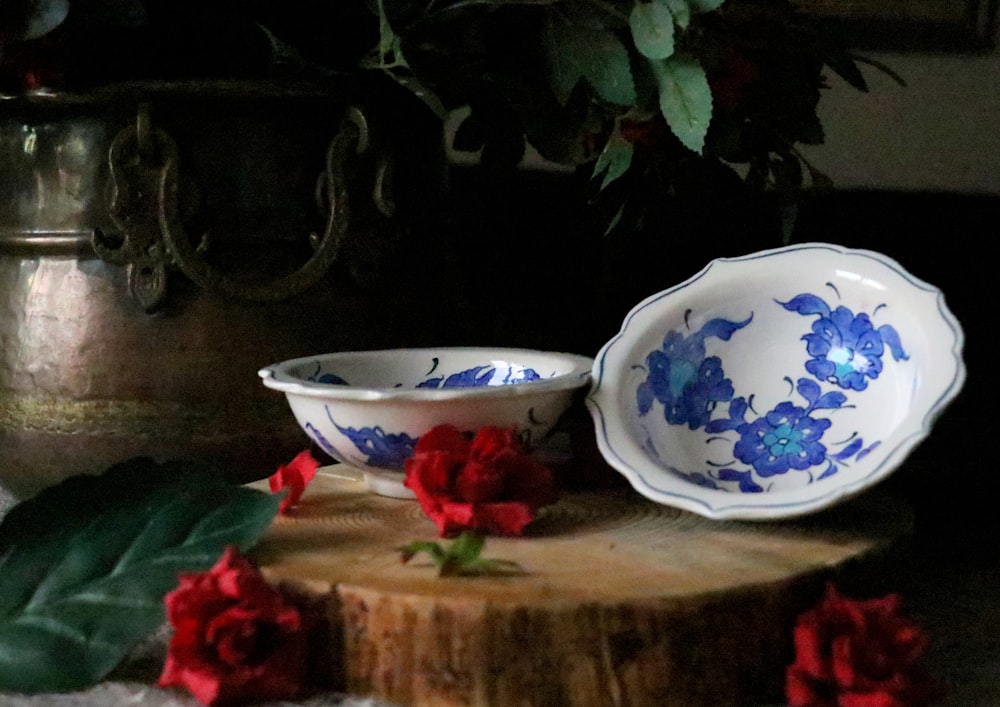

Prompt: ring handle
[95,104,375,308]
[159,108,370,302]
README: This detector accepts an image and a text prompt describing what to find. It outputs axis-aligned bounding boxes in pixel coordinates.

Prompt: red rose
[157,547,315,706]
[403,425,558,537]
[786,583,943,707]
[269,450,320,514]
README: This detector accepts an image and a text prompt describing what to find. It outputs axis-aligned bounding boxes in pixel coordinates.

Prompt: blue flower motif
[637,315,751,430]
[732,401,832,477]
[780,294,908,391]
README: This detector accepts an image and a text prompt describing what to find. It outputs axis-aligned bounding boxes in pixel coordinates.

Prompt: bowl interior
[282,348,589,390]
[590,244,965,518]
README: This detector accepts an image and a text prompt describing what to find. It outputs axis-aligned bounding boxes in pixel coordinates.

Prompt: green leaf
[651,54,713,154]
[399,532,525,578]
[376,0,402,60]
[545,18,637,106]
[592,121,635,190]
[0,458,280,694]
[662,0,691,30]
[629,0,675,60]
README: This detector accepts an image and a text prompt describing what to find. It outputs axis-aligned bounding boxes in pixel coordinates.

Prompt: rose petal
[414,424,472,456]
[469,426,523,462]
[455,460,506,501]
[792,619,832,680]
[269,450,321,514]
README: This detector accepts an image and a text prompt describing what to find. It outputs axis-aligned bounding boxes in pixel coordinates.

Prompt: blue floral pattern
[417,364,542,389]
[637,316,751,429]
[779,294,908,391]
[636,292,906,493]
[303,359,545,469]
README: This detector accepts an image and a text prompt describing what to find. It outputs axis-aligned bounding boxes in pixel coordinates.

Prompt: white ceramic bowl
[587,243,966,520]
[260,347,593,497]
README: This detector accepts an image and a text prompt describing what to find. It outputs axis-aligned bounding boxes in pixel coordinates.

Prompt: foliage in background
[0,0,899,233]
[364,0,897,230]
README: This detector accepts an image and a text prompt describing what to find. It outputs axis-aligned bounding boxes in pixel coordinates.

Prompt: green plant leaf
[592,120,635,190]
[545,18,636,106]
[399,532,525,577]
[651,54,712,154]
[662,0,691,30]
[630,0,675,60]
[0,458,280,694]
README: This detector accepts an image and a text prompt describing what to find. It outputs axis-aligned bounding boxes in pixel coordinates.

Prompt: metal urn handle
[93,103,380,310]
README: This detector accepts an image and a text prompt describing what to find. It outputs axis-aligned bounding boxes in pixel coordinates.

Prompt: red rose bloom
[786,583,943,707]
[269,450,320,514]
[404,425,558,537]
[157,547,314,706]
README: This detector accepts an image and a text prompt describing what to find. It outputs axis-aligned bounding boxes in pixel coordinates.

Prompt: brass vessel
[0,78,461,498]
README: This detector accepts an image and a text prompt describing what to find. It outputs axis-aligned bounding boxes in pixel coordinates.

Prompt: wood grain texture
[252,471,912,706]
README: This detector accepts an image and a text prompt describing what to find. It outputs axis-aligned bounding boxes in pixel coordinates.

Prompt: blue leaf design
[700,315,753,342]
[637,381,654,416]
[814,391,848,410]
[779,294,831,317]
[305,422,343,459]
[443,366,496,387]
[833,437,863,460]
[877,324,909,362]
[717,468,764,493]
[817,461,839,480]
[796,378,821,406]
[857,441,881,461]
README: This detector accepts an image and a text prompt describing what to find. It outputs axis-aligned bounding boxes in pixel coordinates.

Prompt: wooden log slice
[252,470,912,707]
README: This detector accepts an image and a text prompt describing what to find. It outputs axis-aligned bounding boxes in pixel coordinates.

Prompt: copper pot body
[0,79,460,499]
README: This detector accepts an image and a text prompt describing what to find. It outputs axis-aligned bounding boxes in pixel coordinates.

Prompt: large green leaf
[0,458,281,694]
[651,54,713,154]
[629,0,675,60]
[545,18,636,106]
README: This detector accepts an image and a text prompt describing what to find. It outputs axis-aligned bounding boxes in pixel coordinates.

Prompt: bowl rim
[259,346,594,401]
[586,241,967,520]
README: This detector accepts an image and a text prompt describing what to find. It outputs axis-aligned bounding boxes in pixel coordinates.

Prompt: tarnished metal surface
[0,79,458,499]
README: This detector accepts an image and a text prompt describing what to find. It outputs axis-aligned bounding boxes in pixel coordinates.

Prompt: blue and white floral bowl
[260,347,593,497]
[587,243,966,520]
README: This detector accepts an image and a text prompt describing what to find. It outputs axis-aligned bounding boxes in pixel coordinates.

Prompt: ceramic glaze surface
[260,348,593,496]
[587,243,966,520]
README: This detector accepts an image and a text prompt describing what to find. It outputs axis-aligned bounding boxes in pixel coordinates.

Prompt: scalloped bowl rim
[259,347,595,402]
[586,242,966,520]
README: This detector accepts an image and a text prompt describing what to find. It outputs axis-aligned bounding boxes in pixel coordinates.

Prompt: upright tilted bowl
[260,347,593,497]
[587,243,966,520]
